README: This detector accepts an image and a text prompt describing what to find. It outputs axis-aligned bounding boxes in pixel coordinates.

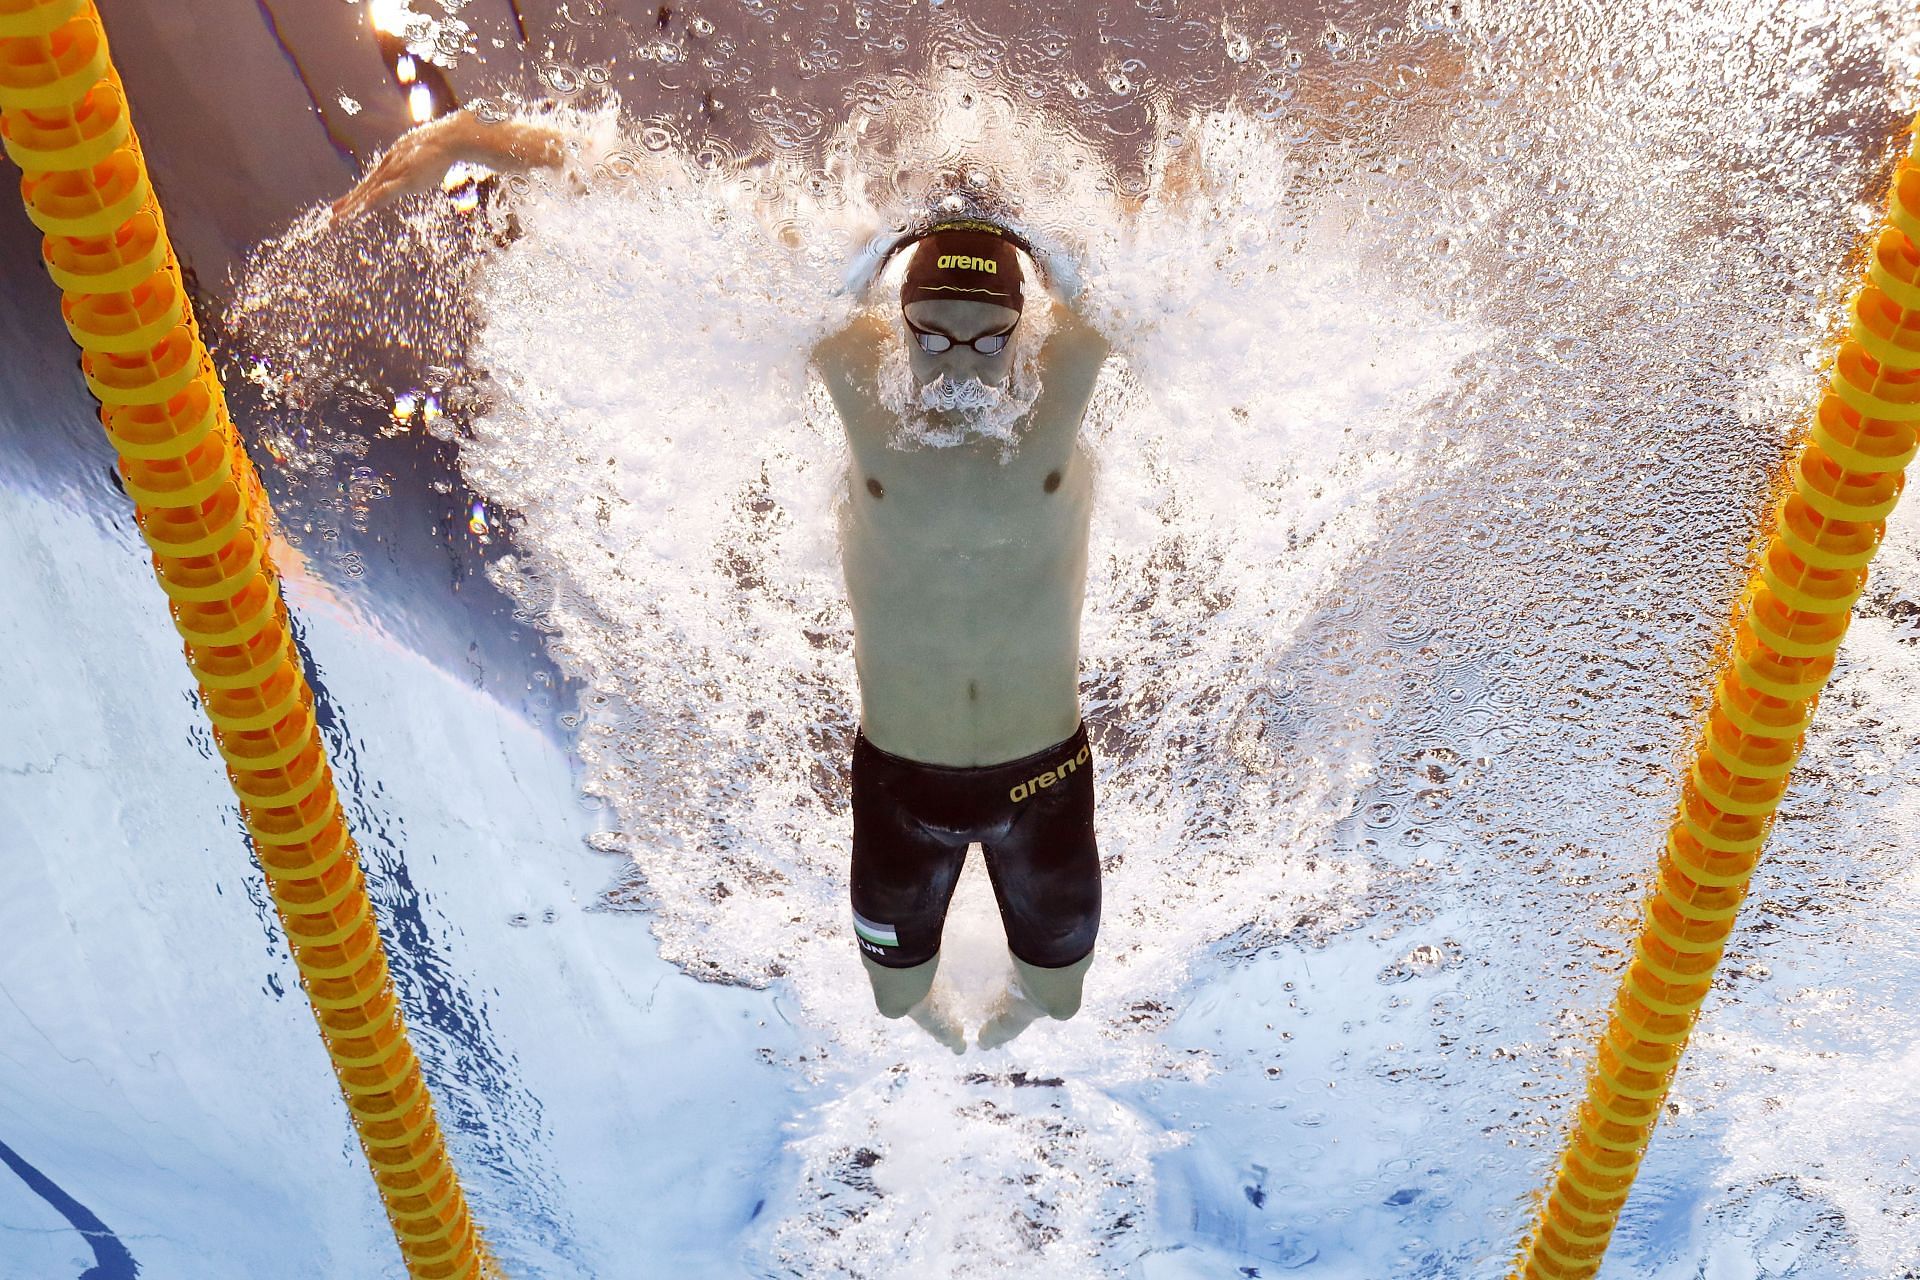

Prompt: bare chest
[839,406,1092,558]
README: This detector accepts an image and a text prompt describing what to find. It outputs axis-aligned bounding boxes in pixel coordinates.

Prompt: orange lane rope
[0,3,498,1275]
[1513,120,1920,1278]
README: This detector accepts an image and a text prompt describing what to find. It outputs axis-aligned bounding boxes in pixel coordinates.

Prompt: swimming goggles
[905,316,1017,355]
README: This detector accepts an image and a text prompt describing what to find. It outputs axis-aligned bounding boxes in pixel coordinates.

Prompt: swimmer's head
[899,222,1026,392]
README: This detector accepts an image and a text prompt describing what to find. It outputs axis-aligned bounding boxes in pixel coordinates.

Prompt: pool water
[5,1,1920,1276]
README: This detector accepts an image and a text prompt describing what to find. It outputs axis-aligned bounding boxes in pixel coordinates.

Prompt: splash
[914,374,1013,415]
[231,67,1477,1269]
[380,79,1477,1270]
[220,0,1920,1262]
[443,88,1469,989]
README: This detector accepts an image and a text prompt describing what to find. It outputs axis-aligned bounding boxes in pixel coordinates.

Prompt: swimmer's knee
[862,951,939,1019]
[1042,991,1082,1021]
[1012,949,1094,1021]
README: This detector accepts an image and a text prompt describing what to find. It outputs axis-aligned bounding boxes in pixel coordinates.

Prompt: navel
[968,680,978,701]
[866,476,884,499]
[1044,470,1062,493]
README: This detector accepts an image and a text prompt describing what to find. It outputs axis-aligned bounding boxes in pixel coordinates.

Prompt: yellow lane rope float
[0,3,498,1275]
[1513,119,1920,1278]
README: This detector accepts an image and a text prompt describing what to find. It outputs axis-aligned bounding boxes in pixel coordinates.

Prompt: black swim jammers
[849,724,1101,970]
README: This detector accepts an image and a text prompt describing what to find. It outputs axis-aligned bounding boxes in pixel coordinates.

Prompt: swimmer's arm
[1035,300,1111,408]
[330,109,568,223]
[813,311,901,442]
[811,310,892,412]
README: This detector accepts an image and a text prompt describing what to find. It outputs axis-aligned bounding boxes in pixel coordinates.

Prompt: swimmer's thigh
[849,740,967,969]
[983,760,1100,969]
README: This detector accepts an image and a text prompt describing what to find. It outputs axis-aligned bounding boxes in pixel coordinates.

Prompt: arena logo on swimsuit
[937,254,997,273]
[1008,744,1092,803]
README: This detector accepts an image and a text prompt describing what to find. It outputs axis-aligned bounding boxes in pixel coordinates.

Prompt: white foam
[442,90,1478,1267]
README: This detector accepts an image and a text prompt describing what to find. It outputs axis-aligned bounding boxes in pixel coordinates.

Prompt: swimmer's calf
[861,952,965,1054]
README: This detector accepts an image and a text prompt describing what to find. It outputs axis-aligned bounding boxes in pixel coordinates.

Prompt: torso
[818,308,1107,766]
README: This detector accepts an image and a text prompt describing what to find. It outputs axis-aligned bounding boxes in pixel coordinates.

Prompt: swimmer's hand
[838,227,1086,305]
[1040,251,1085,306]
[329,109,569,224]
[837,228,901,299]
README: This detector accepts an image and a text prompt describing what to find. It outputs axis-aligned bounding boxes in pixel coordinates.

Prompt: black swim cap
[899,221,1025,311]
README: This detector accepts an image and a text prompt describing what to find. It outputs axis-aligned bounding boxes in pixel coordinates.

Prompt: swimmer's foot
[977,952,1095,1049]
[976,988,1047,1051]
[908,996,967,1055]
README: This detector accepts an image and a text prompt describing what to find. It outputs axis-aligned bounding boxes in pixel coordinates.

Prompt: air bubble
[222,10,1920,1271]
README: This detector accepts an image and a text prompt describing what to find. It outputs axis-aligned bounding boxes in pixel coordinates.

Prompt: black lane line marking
[0,1134,140,1278]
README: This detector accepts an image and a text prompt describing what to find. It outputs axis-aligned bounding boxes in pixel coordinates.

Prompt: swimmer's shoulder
[813,310,893,437]
[812,310,891,392]
[1045,300,1109,359]
[1037,300,1111,406]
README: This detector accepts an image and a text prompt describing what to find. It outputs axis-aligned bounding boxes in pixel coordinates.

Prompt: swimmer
[813,223,1109,1052]
[333,112,1112,1051]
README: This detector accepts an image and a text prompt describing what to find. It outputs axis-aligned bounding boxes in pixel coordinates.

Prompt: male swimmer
[333,111,1113,1052]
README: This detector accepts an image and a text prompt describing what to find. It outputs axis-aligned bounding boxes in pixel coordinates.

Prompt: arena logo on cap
[937,254,998,273]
